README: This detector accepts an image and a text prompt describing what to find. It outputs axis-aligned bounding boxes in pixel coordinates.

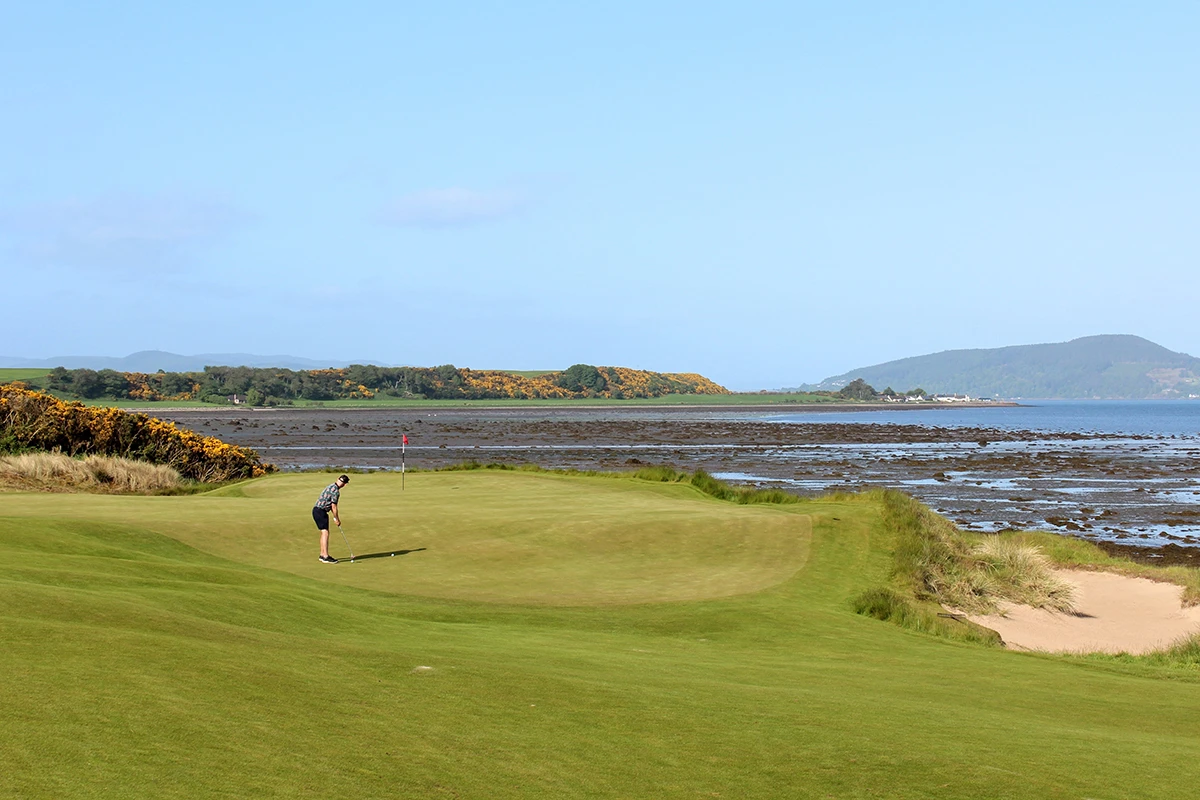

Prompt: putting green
[5,471,811,605]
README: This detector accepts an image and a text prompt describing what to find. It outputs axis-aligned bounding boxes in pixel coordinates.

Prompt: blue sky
[2,2,1197,389]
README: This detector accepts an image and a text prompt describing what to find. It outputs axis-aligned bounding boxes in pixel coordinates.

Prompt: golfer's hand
[334,519,341,527]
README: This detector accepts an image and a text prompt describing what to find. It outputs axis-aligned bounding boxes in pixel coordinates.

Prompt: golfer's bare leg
[320,529,331,558]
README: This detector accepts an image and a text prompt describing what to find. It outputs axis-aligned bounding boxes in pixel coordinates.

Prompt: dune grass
[1011,529,1200,606]
[5,472,1200,797]
[0,451,184,493]
[876,490,1076,615]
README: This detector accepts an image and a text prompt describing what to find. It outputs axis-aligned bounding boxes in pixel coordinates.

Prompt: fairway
[5,471,1200,798]
[0,368,49,383]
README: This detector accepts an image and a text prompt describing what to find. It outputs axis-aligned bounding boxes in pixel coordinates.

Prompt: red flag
[402,434,408,445]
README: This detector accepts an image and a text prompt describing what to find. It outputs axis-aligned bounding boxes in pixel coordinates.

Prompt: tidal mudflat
[156,405,1200,554]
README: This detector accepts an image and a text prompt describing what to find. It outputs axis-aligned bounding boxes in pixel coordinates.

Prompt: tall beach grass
[881,489,1076,614]
[0,451,183,493]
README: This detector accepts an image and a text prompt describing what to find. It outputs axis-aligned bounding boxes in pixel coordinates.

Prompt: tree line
[833,379,927,401]
[41,364,730,405]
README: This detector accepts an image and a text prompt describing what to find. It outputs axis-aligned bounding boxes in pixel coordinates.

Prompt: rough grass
[850,586,1002,645]
[0,451,184,493]
[868,490,1076,616]
[971,535,1077,612]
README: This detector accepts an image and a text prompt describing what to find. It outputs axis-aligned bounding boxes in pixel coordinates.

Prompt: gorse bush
[0,386,273,482]
[0,452,183,493]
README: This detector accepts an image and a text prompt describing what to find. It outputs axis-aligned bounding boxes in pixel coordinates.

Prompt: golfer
[313,475,350,563]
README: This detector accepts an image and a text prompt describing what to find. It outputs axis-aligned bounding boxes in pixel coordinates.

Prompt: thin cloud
[378,187,527,228]
[0,194,247,271]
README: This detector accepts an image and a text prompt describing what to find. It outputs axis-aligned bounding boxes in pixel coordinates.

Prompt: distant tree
[71,369,104,399]
[906,387,927,397]
[46,367,72,393]
[838,378,878,401]
[97,369,129,398]
[435,364,463,387]
[556,364,607,393]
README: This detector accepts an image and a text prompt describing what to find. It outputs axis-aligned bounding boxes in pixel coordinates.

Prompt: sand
[965,569,1200,654]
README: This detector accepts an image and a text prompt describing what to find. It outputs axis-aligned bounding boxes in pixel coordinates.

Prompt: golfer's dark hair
[338,474,350,484]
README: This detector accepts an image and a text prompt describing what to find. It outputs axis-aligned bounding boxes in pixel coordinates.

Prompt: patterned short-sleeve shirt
[315,483,340,510]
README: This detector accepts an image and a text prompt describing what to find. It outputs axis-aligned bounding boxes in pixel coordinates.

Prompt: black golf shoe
[319,555,339,564]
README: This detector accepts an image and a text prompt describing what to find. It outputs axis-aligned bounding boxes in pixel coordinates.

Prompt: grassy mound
[5,472,1200,798]
[877,490,1076,615]
[0,452,184,493]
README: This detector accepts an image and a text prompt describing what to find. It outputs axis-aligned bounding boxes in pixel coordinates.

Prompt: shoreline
[117,400,1020,414]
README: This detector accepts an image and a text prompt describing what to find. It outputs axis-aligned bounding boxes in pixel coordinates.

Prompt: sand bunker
[965,569,1200,654]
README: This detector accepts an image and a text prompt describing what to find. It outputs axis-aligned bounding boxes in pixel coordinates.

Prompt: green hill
[804,334,1200,399]
[6,470,1200,797]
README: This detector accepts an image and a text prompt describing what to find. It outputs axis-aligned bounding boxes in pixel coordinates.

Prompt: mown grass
[0,368,50,383]
[438,462,804,506]
[6,473,1200,797]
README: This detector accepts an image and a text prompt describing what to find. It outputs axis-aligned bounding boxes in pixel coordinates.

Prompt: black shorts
[313,506,330,530]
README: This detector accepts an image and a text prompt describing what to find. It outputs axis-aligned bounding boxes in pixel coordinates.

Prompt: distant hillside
[800,335,1200,399]
[0,350,374,372]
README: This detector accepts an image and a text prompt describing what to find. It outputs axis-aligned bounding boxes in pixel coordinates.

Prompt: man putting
[313,474,350,563]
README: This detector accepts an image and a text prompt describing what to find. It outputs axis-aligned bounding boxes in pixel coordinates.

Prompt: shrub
[0,386,273,482]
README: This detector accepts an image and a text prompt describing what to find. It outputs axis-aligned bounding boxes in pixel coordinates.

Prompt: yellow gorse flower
[0,386,275,482]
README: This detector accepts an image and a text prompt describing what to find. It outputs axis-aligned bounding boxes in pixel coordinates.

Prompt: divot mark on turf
[411,665,435,674]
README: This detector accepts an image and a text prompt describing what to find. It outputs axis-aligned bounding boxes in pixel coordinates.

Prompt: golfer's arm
[330,501,340,522]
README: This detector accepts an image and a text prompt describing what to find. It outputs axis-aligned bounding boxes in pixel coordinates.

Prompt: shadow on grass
[350,547,427,561]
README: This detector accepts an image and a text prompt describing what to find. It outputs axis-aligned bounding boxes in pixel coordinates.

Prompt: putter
[337,522,355,563]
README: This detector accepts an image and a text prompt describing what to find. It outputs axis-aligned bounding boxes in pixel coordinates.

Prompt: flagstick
[401,435,406,491]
